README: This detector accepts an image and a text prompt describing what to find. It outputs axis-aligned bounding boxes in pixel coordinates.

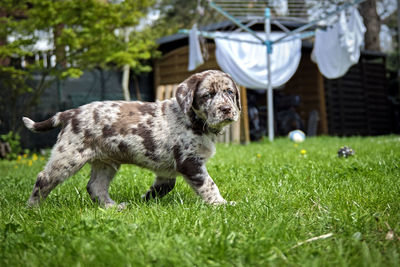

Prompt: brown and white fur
[23,70,241,208]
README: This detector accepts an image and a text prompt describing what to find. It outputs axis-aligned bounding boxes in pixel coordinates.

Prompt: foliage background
[0,0,157,134]
[0,0,398,144]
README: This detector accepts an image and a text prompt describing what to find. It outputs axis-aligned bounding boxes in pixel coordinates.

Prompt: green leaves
[0,66,32,95]
[3,0,157,74]
[60,68,83,79]
[0,0,158,134]
[0,131,22,160]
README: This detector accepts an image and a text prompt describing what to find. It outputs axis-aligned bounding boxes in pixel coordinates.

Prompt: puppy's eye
[227,89,234,95]
[203,92,215,99]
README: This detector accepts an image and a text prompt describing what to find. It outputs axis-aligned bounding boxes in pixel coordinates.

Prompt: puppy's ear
[176,73,202,114]
[234,83,242,111]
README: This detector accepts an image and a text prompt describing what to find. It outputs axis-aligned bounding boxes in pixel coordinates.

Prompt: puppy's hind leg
[142,176,176,201]
[28,144,89,206]
[87,161,122,209]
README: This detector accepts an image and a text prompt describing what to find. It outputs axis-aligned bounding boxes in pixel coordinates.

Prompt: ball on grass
[288,130,306,143]
[337,146,355,158]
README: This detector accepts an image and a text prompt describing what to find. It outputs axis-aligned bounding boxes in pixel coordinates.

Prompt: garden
[1,1,400,266]
[1,136,399,266]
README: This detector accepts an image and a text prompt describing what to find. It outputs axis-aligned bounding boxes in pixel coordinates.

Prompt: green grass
[1,135,399,266]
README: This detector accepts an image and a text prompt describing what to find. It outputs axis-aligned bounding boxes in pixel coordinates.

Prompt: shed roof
[157,19,310,53]
[156,19,386,59]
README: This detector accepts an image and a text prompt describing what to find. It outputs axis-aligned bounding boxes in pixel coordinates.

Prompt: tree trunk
[121,28,131,101]
[359,0,381,51]
[54,23,66,67]
[122,65,131,101]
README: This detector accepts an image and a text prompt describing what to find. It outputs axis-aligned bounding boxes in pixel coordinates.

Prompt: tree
[152,0,223,38]
[359,0,381,51]
[0,0,157,134]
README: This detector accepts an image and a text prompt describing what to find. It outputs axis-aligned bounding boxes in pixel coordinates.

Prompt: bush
[0,131,26,160]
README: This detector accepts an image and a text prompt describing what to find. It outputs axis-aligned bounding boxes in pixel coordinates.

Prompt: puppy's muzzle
[220,105,232,114]
[219,105,238,122]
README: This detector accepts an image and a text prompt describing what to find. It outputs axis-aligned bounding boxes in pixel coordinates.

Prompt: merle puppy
[23,70,241,208]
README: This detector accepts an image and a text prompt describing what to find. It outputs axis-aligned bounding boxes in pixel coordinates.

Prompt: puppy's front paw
[104,201,127,211]
[210,199,236,206]
[27,198,40,208]
[117,202,127,211]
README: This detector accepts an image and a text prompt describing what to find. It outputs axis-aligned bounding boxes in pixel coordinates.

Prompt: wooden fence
[324,56,391,136]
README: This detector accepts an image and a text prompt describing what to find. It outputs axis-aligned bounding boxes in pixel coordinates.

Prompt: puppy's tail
[23,114,61,133]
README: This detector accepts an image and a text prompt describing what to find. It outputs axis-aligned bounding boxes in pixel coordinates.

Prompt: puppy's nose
[220,105,232,114]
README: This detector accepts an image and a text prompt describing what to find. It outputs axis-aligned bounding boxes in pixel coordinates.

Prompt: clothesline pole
[185,0,366,142]
[265,7,274,142]
[208,1,264,43]
[178,29,262,44]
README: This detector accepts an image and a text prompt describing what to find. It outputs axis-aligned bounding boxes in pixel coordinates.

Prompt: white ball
[288,130,306,143]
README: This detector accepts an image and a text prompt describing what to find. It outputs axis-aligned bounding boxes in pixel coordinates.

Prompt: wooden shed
[154,21,392,139]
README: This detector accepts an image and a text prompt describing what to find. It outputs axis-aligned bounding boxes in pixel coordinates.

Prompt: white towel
[312,8,366,79]
[188,24,204,71]
[214,32,302,89]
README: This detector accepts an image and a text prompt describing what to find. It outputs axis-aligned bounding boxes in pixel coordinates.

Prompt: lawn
[0,135,399,266]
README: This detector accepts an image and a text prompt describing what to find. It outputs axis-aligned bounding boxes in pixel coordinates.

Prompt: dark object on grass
[338,146,355,158]
[0,141,11,159]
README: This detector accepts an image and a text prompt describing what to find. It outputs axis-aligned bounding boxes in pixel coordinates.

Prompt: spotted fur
[24,70,241,207]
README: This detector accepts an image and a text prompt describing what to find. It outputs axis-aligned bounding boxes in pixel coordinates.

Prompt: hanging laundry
[214,32,302,89]
[312,8,366,79]
[188,24,204,71]
[272,0,288,16]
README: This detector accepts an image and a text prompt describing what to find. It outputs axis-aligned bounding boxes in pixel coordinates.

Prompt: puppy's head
[176,70,241,132]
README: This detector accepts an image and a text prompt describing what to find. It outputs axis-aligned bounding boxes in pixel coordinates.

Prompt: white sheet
[312,8,366,79]
[188,24,204,71]
[214,32,302,89]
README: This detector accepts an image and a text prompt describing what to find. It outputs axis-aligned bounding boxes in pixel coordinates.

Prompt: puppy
[23,70,241,208]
